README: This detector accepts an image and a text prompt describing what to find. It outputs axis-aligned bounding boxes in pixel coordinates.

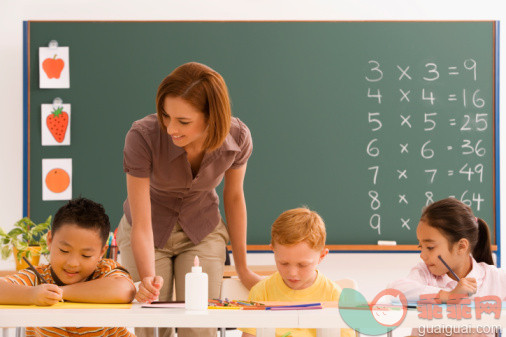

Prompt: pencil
[438,255,460,281]
[22,257,48,284]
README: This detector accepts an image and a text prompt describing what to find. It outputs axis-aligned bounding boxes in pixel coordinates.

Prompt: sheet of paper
[0,302,132,309]
[142,302,186,308]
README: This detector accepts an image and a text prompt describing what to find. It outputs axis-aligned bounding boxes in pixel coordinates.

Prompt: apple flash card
[39,46,70,88]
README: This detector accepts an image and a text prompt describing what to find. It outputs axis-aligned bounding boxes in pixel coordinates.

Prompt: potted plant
[0,216,51,270]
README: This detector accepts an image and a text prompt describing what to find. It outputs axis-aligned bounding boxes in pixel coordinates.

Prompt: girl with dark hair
[389,197,506,304]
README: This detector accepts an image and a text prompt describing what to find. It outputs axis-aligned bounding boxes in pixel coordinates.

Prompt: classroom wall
[0,0,504,299]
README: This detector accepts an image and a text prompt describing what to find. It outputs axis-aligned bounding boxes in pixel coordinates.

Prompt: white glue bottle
[185,255,208,311]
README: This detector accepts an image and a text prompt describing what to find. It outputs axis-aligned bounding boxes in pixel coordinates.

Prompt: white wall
[0,0,504,299]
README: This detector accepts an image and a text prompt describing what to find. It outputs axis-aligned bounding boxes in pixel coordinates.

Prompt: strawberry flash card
[39,46,70,88]
[42,158,72,201]
[41,103,71,146]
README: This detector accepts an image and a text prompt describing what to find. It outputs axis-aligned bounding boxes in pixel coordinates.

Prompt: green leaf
[14,218,29,231]
[15,241,29,250]
[16,249,23,262]
[26,218,35,231]
[32,223,48,234]
[7,228,24,238]
[52,107,63,117]
[1,245,11,259]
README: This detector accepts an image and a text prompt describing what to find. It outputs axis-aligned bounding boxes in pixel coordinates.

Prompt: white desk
[1,305,505,337]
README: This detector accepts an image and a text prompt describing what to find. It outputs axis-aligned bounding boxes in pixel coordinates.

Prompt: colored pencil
[438,255,460,281]
[22,257,48,284]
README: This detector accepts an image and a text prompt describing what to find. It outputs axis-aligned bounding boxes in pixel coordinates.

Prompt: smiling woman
[116,62,261,337]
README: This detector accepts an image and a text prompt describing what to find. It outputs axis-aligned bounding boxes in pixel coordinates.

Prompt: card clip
[48,40,59,49]
[52,97,63,108]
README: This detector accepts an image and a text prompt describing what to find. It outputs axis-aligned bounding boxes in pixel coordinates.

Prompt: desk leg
[219,327,226,337]
[317,328,340,337]
[257,328,276,337]
[14,328,23,337]
[153,327,159,337]
[1,328,9,337]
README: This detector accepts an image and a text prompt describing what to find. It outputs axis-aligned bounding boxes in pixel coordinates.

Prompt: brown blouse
[123,114,252,248]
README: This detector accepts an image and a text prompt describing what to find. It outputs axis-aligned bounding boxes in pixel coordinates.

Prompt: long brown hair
[156,62,231,151]
[421,198,493,265]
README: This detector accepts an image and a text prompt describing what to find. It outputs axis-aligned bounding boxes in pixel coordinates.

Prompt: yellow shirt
[240,270,341,337]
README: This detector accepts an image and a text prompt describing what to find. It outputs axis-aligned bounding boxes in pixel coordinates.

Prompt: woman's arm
[127,174,163,301]
[127,174,155,279]
[223,164,261,290]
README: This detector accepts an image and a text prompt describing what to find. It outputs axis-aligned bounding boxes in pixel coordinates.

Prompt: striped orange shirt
[1,259,135,337]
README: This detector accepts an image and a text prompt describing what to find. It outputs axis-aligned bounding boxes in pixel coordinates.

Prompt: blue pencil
[438,255,460,281]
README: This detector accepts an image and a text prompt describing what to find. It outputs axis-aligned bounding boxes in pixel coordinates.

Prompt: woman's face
[161,96,208,152]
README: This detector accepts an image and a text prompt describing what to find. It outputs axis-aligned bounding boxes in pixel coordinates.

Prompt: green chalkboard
[26,22,498,246]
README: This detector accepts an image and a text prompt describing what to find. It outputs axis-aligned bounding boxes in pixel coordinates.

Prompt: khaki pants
[117,215,229,337]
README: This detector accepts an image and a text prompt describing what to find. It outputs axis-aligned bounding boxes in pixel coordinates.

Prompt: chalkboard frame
[22,21,500,259]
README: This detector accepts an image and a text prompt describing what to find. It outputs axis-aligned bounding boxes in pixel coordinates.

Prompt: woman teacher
[117,62,261,337]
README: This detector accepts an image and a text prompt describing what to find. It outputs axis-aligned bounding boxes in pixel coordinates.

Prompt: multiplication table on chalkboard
[363,57,494,239]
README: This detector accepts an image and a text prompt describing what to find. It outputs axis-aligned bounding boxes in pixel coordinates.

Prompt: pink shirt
[123,114,252,248]
[388,257,506,301]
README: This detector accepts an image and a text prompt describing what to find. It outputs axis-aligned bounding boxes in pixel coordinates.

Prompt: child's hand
[451,277,477,297]
[136,276,163,303]
[30,284,63,306]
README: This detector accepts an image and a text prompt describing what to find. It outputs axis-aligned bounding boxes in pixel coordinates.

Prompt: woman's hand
[135,276,163,303]
[236,267,262,290]
[30,284,63,306]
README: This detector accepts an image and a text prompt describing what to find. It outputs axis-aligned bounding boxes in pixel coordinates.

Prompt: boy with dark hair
[0,197,136,337]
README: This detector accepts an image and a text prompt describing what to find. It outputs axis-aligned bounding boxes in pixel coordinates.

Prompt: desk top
[0,304,299,328]
[1,304,504,328]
